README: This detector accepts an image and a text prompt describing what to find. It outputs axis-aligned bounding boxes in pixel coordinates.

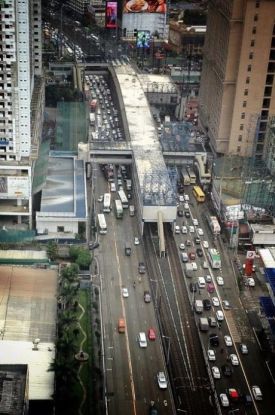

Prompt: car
[189,282,197,293]
[179,195,184,202]
[207,283,215,293]
[222,300,231,310]
[189,251,196,260]
[177,209,184,217]
[97,195,104,202]
[196,248,203,257]
[197,228,204,236]
[202,240,209,248]
[221,364,233,377]
[251,385,263,400]
[203,261,209,269]
[184,194,190,201]
[205,275,212,283]
[193,218,198,226]
[134,237,140,245]
[216,310,224,321]
[144,291,151,303]
[212,297,220,307]
[148,328,156,341]
[212,366,221,379]
[179,243,185,250]
[181,225,188,234]
[229,354,239,366]
[220,393,229,407]
[138,262,146,274]
[186,239,192,246]
[157,372,168,389]
[88,241,99,250]
[247,277,255,287]
[185,211,191,218]
[224,335,232,346]
[189,226,195,233]
[217,276,224,286]
[192,262,198,271]
[194,237,201,245]
[240,343,248,354]
[175,225,180,234]
[122,287,129,298]
[209,333,219,347]
[184,202,189,209]
[208,349,216,361]
[203,298,211,310]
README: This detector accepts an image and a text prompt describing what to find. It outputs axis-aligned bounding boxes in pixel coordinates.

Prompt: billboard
[137,30,151,48]
[123,0,167,13]
[106,2,117,28]
[0,176,30,199]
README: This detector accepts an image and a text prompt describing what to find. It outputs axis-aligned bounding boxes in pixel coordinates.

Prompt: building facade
[67,0,90,16]
[0,0,44,228]
[199,0,275,158]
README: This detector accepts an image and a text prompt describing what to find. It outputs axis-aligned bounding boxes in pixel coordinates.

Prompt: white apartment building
[0,0,44,228]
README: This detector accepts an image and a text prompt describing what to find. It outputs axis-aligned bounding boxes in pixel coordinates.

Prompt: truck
[129,205,135,216]
[89,113,95,126]
[195,299,203,314]
[185,263,193,277]
[126,179,132,191]
[125,243,131,256]
[199,317,209,332]
[205,213,221,236]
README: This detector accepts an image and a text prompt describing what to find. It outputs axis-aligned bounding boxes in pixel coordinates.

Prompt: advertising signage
[106,2,117,28]
[123,0,167,14]
[137,31,151,48]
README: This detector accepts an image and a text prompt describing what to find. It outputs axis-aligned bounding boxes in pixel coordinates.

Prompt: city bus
[181,168,190,186]
[187,166,196,184]
[118,189,129,209]
[193,186,205,202]
[98,213,107,234]
[103,193,111,213]
[208,248,221,269]
[114,199,123,219]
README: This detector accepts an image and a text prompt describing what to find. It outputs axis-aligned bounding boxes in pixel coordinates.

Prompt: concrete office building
[199,0,275,158]
[67,0,90,16]
[0,0,44,228]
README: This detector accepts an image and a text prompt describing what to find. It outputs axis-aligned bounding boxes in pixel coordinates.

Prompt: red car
[148,328,156,341]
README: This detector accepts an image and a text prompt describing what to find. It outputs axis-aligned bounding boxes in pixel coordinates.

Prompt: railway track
[144,223,217,415]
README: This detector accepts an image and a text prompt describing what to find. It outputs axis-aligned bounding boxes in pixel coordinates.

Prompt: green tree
[75,249,91,269]
[47,241,58,261]
[69,245,82,261]
[61,263,79,282]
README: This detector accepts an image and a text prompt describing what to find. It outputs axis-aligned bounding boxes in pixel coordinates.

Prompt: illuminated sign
[123,0,167,14]
[106,2,117,28]
[136,30,151,48]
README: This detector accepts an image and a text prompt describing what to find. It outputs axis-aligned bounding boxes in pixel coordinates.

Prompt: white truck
[199,317,209,332]
[185,263,193,277]
[195,299,203,314]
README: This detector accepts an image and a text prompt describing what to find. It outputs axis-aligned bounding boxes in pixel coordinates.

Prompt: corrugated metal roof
[259,249,275,268]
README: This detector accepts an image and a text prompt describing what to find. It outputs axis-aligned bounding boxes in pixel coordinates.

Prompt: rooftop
[0,364,27,414]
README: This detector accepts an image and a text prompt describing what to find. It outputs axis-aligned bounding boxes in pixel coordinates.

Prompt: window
[250,40,255,47]
[237,146,241,153]
[244,89,248,96]
[266,74,274,85]
[262,98,270,108]
[241,113,245,119]
[243,101,247,108]
[246,77,250,84]
[252,27,257,35]
[264,86,272,97]
[240,124,244,131]
[57,226,64,232]
[255,1,260,8]
[269,50,275,60]
[238,135,242,142]
[254,14,258,22]
[249,52,254,59]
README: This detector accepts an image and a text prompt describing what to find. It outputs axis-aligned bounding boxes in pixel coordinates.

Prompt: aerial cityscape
[0,0,275,414]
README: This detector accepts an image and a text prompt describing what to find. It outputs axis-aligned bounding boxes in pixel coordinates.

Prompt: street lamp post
[162,335,171,366]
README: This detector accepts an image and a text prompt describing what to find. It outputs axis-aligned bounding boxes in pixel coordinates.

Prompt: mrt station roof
[115,66,176,207]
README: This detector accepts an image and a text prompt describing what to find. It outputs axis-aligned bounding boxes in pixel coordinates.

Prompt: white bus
[115,199,123,219]
[208,248,221,269]
[187,166,196,184]
[118,189,129,209]
[98,213,107,234]
[103,193,111,213]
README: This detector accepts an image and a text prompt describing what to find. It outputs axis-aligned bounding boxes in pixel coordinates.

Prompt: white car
[175,225,180,234]
[179,243,185,250]
[197,228,204,236]
[217,276,224,286]
[205,275,212,283]
[212,366,221,379]
[157,371,168,389]
[192,262,198,271]
[202,240,209,248]
[122,288,129,298]
[240,343,248,354]
[212,297,220,307]
[189,226,195,233]
[193,218,198,226]
[97,195,104,202]
[220,393,229,407]
[251,385,263,401]
[216,310,224,321]
[184,202,189,209]
[184,194,190,201]
[179,195,184,202]
[181,226,188,234]
[134,237,140,245]
[229,354,239,366]
[208,349,216,361]
[224,335,232,346]
[247,277,255,287]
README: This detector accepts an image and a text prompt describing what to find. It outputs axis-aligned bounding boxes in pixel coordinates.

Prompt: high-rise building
[0,0,44,228]
[67,0,90,16]
[199,0,275,159]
